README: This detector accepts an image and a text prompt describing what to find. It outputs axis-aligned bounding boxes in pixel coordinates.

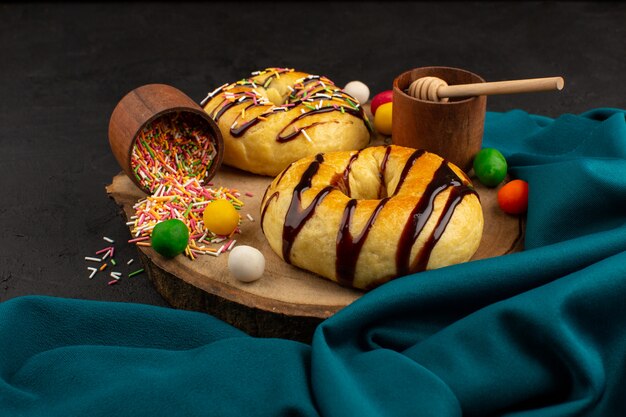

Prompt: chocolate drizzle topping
[411,185,474,272]
[339,150,361,196]
[260,192,279,233]
[378,145,392,198]
[265,148,478,287]
[277,121,337,143]
[395,161,476,277]
[230,116,264,137]
[213,101,366,142]
[204,70,370,142]
[281,154,334,263]
[336,197,390,286]
[392,149,426,196]
[259,162,295,232]
[276,106,364,142]
[210,97,252,121]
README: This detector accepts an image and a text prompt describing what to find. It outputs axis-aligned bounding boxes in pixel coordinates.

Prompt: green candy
[473,148,508,187]
[151,219,189,258]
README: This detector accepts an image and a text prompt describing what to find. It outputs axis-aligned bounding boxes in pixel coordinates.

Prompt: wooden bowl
[108,84,224,195]
[392,67,486,172]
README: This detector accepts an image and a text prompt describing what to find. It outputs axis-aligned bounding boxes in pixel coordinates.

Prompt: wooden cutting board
[107,163,523,342]
[106,114,524,343]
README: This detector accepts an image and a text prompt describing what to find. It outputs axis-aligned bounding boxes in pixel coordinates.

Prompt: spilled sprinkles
[83,239,145,285]
[126,110,249,261]
[128,175,244,260]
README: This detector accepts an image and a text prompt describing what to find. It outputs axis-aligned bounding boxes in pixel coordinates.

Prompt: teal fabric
[2,108,626,416]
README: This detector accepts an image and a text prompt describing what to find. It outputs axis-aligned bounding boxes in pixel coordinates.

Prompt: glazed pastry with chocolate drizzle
[201,68,372,176]
[260,145,484,290]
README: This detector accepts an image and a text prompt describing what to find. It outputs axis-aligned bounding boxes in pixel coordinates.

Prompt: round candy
[151,219,189,258]
[370,90,393,115]
[473,148,508,187]
[374,102,393,135]
[498,179,529,214]
[343,81,370,104]
[203,199,240,236]
[228,245,266,283]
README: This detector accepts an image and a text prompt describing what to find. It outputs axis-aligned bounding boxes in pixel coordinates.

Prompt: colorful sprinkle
[95,247,112,255]
[128,269,145,278]
[127,236,149,244]
[202,68,372,145]
[130,175,244,260]
[130,112,218,193]
[88,267,98,279]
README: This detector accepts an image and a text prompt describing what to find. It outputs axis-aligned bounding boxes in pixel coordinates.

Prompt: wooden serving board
[107,159,524,343]
[106,103,523,342]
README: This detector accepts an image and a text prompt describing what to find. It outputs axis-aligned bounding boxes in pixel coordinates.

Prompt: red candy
[370,90,393,116]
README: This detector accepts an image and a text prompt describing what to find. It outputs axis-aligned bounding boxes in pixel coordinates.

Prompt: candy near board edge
[228,245,266,283]
[107,135,526,340]
[497,179,529,215]
[111,73,520,296]
[370,90,393,116]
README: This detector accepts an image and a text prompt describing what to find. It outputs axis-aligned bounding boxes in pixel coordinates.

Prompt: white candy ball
[343,81,370,104]
[228,245,266,283]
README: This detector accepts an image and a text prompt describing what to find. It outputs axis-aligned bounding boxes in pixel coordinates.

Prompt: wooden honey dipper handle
[408,76,565,102]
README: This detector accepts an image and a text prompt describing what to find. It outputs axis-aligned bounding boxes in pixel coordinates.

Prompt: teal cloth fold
[2,108,626,417]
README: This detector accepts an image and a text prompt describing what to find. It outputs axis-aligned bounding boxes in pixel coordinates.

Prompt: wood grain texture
[107,168,364,319]
[106,116,524,341]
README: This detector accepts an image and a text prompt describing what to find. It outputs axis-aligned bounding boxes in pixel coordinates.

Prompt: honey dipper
[407,76,564,102]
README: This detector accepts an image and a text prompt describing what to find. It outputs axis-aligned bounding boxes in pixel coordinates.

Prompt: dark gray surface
[1,2,624,306]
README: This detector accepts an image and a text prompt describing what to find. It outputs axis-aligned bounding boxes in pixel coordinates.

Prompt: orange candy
[497,179,529,214]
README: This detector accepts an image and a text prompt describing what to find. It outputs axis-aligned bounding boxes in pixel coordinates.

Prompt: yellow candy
[374,102,393,136]
[203,199,240,236]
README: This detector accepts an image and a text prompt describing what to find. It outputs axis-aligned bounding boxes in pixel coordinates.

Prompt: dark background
[1,2,624,307]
